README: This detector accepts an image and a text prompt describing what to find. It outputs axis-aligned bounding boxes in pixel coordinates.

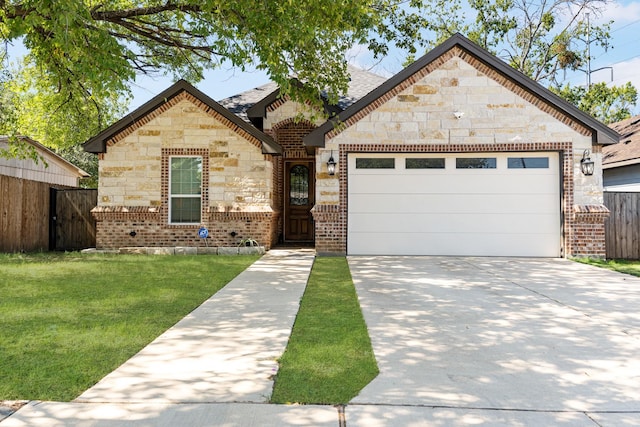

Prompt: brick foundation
[570,205,610,258]
[93,207,276,250]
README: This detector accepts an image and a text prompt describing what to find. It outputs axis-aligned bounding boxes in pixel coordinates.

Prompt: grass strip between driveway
[0,252,258,401]
[271,257,378,404]
[573,258,640,277]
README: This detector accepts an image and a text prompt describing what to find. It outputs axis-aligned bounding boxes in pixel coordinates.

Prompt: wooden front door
[285,161,315,241]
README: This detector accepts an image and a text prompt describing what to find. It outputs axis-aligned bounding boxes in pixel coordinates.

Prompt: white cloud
[599,1,640,23]
[607,57,640,88]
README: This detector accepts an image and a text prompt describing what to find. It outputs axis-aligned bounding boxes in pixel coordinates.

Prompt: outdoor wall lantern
[580,149,595,176]
[327,151,337,176]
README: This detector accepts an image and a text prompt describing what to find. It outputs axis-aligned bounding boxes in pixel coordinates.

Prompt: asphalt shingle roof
[604,115,640,168]
[217,65,387,122]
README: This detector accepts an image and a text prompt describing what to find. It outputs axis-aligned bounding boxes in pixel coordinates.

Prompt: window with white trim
[169,156,202,224]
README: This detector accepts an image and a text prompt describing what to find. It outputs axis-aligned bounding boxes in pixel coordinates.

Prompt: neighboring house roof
[0,136,89,186]
[225,65,387,124]
[604,115,640,169]
[304,33,620,147]
[83,79,282,155]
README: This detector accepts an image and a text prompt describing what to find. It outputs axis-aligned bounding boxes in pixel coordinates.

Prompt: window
[290,165,309,206]
[170,157,202,223]
[406,158,445,169]
[456,158,497,169]
[356,158,395,169]
[508,157,549,169]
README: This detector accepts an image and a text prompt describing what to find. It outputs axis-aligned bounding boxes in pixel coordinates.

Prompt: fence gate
[50,188,98,251]
[604,192,640,260]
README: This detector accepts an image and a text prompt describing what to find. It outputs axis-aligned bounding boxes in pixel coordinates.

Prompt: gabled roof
[304,33,620,147]
[1,135,89,178]
[83,79,282,155]
[604,115,640,168]
[239,65,387,124]
[218,81,279,123]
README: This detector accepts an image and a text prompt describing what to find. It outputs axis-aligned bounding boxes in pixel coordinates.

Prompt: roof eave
[603,157,640,169]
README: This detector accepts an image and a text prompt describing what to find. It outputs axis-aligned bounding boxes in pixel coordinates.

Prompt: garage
[348,152,561,257]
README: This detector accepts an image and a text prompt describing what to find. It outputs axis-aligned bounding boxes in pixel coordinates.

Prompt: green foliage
[3,60,129,151]
[552,82,637,124]
[271,257,378,404]
[430,0,612,85]
[1,0,433,134]
[0,252,258,401]
[572,257,640,277]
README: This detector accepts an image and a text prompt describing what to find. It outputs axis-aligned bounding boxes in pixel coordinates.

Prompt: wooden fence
[0,174,52,252]
[604,192,640,260]
[53,188,97,251]
[0,174,97,252]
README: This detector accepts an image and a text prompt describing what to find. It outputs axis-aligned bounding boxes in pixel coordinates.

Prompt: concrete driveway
[348,257,640,425]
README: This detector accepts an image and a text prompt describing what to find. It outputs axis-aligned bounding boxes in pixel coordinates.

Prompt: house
[83,34,618,258]
[603,115,640,191]
[1,136,88,187]
[1,136,90,252]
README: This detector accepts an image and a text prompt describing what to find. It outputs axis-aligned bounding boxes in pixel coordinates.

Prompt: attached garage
[348,152,561,257]
[305,34,619,258]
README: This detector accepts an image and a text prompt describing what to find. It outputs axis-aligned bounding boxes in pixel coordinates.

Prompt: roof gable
[304,33,619,147]
[83,80,282,155]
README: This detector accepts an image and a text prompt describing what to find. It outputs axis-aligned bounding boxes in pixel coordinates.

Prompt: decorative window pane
[406,158,445,169]
[170,157,202,223]
[508,157,549,169]
[290,165,309,206]
[356,158,395,169]
[456,158,497,169]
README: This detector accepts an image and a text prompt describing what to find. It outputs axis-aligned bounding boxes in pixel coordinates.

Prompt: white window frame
[169,155,202,224]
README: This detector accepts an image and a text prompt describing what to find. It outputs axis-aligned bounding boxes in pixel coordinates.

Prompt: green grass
[0,252,258,401]
[271,257,378,404]
[573,257,640,277]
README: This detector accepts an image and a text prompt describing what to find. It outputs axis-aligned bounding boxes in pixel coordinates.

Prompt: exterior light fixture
[327,151,337,176]
[580,149,595,176]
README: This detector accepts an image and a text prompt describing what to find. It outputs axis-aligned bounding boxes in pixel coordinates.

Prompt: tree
[427,0,637,123]
[0,0,440,144]
[552,82,637,124]
[431,0,612,86]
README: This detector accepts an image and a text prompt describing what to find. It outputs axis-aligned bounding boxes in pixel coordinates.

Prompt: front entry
[284,161,315,242]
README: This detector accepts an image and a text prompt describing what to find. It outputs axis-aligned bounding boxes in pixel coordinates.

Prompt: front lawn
[0,252,258,401]
[573,258,640,277]
[271,257,379,404]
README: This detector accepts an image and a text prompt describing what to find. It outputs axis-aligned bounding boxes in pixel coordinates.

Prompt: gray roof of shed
[303,33,620,148]
[83,79,282,155]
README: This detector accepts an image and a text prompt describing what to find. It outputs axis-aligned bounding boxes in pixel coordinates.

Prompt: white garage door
[348,152,561,256]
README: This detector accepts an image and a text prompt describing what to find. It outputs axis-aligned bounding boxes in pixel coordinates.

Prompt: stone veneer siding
[94,92,277,249]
